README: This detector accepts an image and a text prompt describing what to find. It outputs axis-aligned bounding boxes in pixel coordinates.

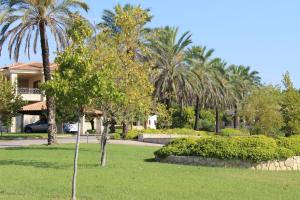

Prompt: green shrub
[111,132,121,140]
[154,135,298,162]
[125,130,140,140]
[199,119,215,132]
[276,135,300,156]
[220,128,250,137]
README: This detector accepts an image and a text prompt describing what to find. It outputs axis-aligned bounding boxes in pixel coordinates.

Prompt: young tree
[0,74,23,133]
[243,86,283,136]
[280,72,300,137]
[97,5,154,138]
[0,0,89,145]
[42,16,102,200]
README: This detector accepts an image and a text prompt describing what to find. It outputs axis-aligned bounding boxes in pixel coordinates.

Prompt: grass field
[0,144,300,200]
[0,133,73,140]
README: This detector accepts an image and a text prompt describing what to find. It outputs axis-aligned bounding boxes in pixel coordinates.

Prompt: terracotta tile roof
[1,62,58,71]
[22,102,102,115]
[22,102,47,111]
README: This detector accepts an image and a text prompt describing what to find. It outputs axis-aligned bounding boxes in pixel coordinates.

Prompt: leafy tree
[0,0,89,145]
[155,103,173,129]
[0,74,23,133]
[42,16,118,200]
[280,72,300,137]
[243,86,283,136]
[96,5,153,138]
[172,106,195,128]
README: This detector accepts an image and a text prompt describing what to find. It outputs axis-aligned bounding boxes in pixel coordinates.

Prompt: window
[33,80,41,88]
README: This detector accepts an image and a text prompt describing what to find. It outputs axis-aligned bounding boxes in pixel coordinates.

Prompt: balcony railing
[18,88,41,94]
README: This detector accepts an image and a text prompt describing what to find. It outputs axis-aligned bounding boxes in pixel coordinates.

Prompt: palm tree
[98,4,152,35]
[186,46,218,130]
[0,0,89,145]
[227,65,261,128]
[147,26,194,108]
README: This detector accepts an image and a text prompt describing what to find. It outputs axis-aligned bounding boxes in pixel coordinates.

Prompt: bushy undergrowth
[155,135,299,162]
[220,128,250,137]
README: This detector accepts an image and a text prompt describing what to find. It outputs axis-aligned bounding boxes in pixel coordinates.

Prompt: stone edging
[138,134,201,144]
[157,155,300,171]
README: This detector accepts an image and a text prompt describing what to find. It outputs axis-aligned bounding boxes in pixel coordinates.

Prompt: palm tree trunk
[71,108,83,200]
[39,20,56,145]
[233,104,238,129]
[215,107,220,134]
[194,96,200,130]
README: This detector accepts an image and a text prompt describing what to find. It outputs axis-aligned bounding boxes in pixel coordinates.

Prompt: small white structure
[147,115,157,129]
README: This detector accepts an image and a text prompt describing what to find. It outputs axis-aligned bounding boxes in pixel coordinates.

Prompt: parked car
[63,122,78,133]
[24,120,48,133]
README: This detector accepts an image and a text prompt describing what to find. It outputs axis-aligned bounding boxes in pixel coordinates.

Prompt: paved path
[0,136,163,149]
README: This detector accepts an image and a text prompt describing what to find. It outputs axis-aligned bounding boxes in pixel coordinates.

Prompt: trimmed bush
[154,135,297,162]
[276,135,300,156]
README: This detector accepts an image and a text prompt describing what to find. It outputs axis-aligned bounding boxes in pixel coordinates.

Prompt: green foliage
[155,103,173,129]
[125,129,140,140]
[0,75,23,129]
[280,72,300,136]
[155,135,296,162]
[199,119,215,132]
[95,5,153,129]
[172,106,195,128]
[276,135,300,156]
[220,128,250,137]
[43,16,122,119]
[243,86,283,136]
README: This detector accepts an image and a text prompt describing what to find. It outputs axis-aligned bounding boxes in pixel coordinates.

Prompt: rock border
[138,134,201,144]
[157,155,300,171]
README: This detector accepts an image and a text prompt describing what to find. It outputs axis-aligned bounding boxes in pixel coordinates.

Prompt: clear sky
[1,0,300,88]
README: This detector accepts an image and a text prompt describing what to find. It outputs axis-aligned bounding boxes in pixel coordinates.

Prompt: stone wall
[158,155,300,171]
[138,134,201,144]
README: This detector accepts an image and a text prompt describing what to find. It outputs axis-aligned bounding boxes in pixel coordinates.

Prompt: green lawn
[0,133,73,140]
[0,144,300,200]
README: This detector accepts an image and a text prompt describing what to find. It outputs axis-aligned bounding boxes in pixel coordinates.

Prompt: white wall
[148,115,158,129]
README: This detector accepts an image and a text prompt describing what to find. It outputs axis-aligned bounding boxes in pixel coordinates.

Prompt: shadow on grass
[0,159,101,169]
[0,159,71,169]
[4,145,94,152]
[144,158,157,163]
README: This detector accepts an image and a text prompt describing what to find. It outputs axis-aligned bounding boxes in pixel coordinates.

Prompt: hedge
[154,135,299,162]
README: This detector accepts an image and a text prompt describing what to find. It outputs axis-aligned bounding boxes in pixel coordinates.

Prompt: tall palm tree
[186,46,218,130]
[0,0,89,145]
[147,26,194,108]
[227,65,261,128]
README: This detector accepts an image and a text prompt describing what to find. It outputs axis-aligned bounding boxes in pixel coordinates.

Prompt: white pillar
[10,73,18,94]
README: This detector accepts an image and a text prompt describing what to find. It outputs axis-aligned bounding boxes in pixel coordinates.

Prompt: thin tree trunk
[71,109,83,200]
[122,122,128,139]
[39,20,56,145]
[101,122,110,167]
[215,107,220,134]
[233,104,238,129]
[194,96,200,130]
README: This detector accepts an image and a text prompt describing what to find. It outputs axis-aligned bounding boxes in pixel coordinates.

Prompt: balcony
[18,88,42,101]
[18,88,41,94]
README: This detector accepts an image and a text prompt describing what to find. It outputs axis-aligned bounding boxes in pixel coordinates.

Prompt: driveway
[0,136,163,149]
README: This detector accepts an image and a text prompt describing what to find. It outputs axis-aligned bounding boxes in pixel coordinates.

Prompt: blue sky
[1,0,300,87]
